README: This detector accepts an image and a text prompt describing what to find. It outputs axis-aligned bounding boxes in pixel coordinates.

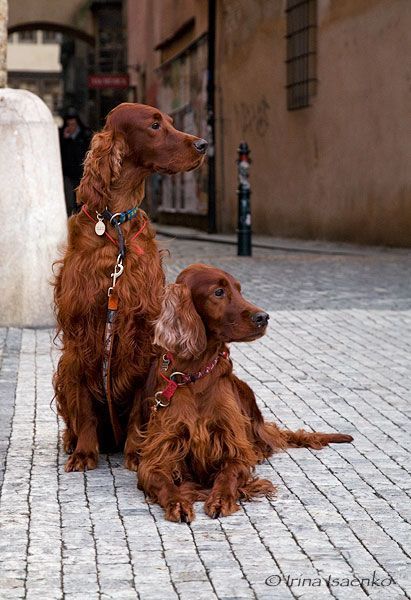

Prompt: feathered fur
[127,264,354,522]
[153,283,207,359]
[53,103,207,472]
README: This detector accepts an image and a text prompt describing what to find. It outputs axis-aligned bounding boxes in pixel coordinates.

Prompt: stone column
[0,93,68,327]
[0,2,67,326]
[0,0,7,88]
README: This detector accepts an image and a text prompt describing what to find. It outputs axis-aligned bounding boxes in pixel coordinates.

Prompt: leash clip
[154,391,171,408]
[152,372,185,412]
[108,254,124,296]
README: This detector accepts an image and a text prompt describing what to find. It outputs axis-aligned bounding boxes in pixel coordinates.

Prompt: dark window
[42,31,62,44]
[18,30,37,44]
[286,0,317,110]
[94,6,126,73]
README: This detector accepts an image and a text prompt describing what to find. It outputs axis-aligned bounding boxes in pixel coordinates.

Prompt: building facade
[215,0,411,246]
[7,0,129,129]
[127,0,209,227]
[7,30,63,122]
[132,0,411,245]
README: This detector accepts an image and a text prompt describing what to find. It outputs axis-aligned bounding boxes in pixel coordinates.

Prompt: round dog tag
[95,220,106,236]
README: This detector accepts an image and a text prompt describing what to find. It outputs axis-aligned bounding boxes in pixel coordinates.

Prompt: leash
[81,203,146,445]
[151,350,230,413]
[102,255,123,445]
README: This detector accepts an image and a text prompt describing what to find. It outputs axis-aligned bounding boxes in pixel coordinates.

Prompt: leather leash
[81,204,146,445]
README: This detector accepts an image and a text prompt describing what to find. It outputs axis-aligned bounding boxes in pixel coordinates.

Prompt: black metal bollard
[237,141,252,256]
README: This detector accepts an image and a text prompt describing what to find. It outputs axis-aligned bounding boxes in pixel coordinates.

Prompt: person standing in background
[59,108,91,216]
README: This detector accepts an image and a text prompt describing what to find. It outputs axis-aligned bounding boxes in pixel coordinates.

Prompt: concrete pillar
[0,0,7,88]
[0,89,67,326]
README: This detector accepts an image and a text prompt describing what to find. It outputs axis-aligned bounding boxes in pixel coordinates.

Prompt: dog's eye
[214,288,225,297]
[151,122,160,130]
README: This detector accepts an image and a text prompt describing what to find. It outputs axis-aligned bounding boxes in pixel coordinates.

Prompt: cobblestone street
[0,236,410,600]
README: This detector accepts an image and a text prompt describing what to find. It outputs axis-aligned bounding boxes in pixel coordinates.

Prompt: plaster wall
[8,0,93,37]
[127,0,207,105]
[216,0,411,245]
[151,0,208,47]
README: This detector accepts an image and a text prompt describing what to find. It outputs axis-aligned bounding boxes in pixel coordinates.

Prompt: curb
[155,227,409,257]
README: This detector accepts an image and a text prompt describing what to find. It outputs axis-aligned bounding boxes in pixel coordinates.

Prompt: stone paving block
[63,594,99,600]
[0,241,410,599]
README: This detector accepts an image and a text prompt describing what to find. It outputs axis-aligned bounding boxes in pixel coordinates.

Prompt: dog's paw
[165,500,195,524]
[205,494,240,519]
[124,453,139,472]
[64,451,98,472]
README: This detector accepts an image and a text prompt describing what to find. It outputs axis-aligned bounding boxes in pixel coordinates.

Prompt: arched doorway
[8,2,129,130]
[8,22,95,127]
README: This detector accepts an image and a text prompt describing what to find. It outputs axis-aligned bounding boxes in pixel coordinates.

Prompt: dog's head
[78,103,207,210]
[154,264,269,359]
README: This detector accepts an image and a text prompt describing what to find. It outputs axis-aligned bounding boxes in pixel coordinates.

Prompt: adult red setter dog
[126,264,353,522]
[53,103,207,472]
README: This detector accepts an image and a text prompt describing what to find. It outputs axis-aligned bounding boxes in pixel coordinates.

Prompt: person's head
[65,117,79,135]
[63,108,82,132]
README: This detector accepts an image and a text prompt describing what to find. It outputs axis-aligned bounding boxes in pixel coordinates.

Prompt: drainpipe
[207,0,217,233]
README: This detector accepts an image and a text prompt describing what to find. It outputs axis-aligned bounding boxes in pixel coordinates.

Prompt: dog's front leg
[138,464,195,523]
[124,389,145,472]
[205,460,248,518]
[64,386,99,472]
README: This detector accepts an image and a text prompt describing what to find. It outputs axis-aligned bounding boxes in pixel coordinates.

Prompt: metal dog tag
[95,218,105,236]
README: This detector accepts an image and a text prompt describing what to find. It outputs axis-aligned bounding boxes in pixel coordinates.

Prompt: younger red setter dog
[53,104,207,472]
[126,264,353,522]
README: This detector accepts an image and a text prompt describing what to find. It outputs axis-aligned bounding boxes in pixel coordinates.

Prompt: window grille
[286,0,317,110]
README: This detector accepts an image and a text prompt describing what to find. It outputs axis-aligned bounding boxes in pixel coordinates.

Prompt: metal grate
[286,0,317,110]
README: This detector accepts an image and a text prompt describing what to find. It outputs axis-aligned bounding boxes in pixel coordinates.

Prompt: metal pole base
[237,229,252,256]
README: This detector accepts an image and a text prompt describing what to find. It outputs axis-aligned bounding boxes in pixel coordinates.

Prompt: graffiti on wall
[234,96,271,138]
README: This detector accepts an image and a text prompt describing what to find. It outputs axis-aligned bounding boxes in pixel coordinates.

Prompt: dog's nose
[251,311,269,327]
[193,138,208,154]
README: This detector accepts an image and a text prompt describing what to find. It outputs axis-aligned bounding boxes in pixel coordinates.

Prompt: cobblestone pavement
[0,238,410,600]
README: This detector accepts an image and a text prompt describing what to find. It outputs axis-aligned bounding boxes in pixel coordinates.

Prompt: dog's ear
[154,283,207,359]
[77,128,128,211]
